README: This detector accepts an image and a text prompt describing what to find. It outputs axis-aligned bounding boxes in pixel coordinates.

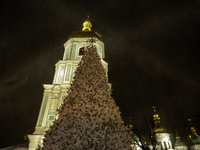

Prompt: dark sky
[1,0,200,148]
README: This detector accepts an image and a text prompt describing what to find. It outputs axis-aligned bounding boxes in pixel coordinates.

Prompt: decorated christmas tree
[42,39,132,150]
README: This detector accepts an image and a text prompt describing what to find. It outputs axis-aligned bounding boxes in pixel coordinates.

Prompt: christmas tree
[42,39,132,150]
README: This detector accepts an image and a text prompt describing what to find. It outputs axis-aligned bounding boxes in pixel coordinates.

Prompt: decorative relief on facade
[53,92,60,99]
[68,44,73,59]
[48,116,54,120]
[71,44,77,59]
[38,96,48,127]
[45,91,52,96]
[71,65,78,81]
[60,95,65,105]
[46,110,57,127]
[64,64,72,82]
[96,45,101,57]
[53,66,59,84]
[56,99,59,109]
[50,99,56,110]
[64,44,73,60]
[45,95,59,127]
[29,143,37,148]
[63,45,69,60]
[57,65,65,84]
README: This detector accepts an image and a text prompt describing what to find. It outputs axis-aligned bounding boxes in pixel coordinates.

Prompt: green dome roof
[130,130,140,142]
[174,139,186,147]
[67,31,102,41]
[191,133,200,144]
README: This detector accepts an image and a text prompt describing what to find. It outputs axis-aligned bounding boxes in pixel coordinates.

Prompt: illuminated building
[129,107,200,150]
[174,130,188,150]
[24,16,199,150]
[129,117,142,150]
[188,119,200,150]
[150,106,173,150]
[28,16,108,150]
[129,107,174,150]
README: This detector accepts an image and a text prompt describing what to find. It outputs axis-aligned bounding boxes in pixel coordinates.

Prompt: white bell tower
[148,107,173,150]
[28,16,108,150]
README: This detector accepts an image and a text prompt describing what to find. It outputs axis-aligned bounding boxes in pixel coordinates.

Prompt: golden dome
[66,15,102,41]
[154,124,167,133]
[82,16,92,31]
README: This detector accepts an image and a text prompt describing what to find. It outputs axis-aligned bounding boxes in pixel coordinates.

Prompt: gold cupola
[188,119,200,144]
[188,119,197,134]
[82,15,92,31]
[67,15,102,41]
[175,129,187,147]
[152,106,166,133]
[153,106,160,124]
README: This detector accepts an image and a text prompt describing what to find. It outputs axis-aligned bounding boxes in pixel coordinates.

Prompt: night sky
[1,0,200,148]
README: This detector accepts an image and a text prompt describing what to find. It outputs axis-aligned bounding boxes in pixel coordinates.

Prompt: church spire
[82,14,92,31]
[175,129,180,140]
[152,106,160,125]
[174,129,187,148]
[187,119,200,145]
[129,117,133,130]
[188,119,197,135]
[152,106,166,133]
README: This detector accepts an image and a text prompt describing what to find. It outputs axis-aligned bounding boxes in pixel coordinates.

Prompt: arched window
[79,47,86,55]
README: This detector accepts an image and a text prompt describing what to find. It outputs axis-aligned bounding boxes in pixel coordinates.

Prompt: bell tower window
[79,47,86,55]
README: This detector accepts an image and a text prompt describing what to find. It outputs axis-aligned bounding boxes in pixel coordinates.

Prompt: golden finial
[152,106,156,112]
[188,119,197,134]
[129,117,132,122]
[24,134,28,141]
[129,117,134,130]
[82,13,92,31]
[144,137,147,145]
[152,106,160,124]
[175,129,180,140]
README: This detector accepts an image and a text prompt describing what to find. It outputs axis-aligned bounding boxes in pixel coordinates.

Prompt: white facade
[28,34,108,149]
[190,144,200,150]
[156,133,173,150]
[148,144,162,150]
[175,146,188,150]
[130,141,142,150]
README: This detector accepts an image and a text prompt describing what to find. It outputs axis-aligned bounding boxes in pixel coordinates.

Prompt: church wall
[190,144,200,150]
[175,146,188,150]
